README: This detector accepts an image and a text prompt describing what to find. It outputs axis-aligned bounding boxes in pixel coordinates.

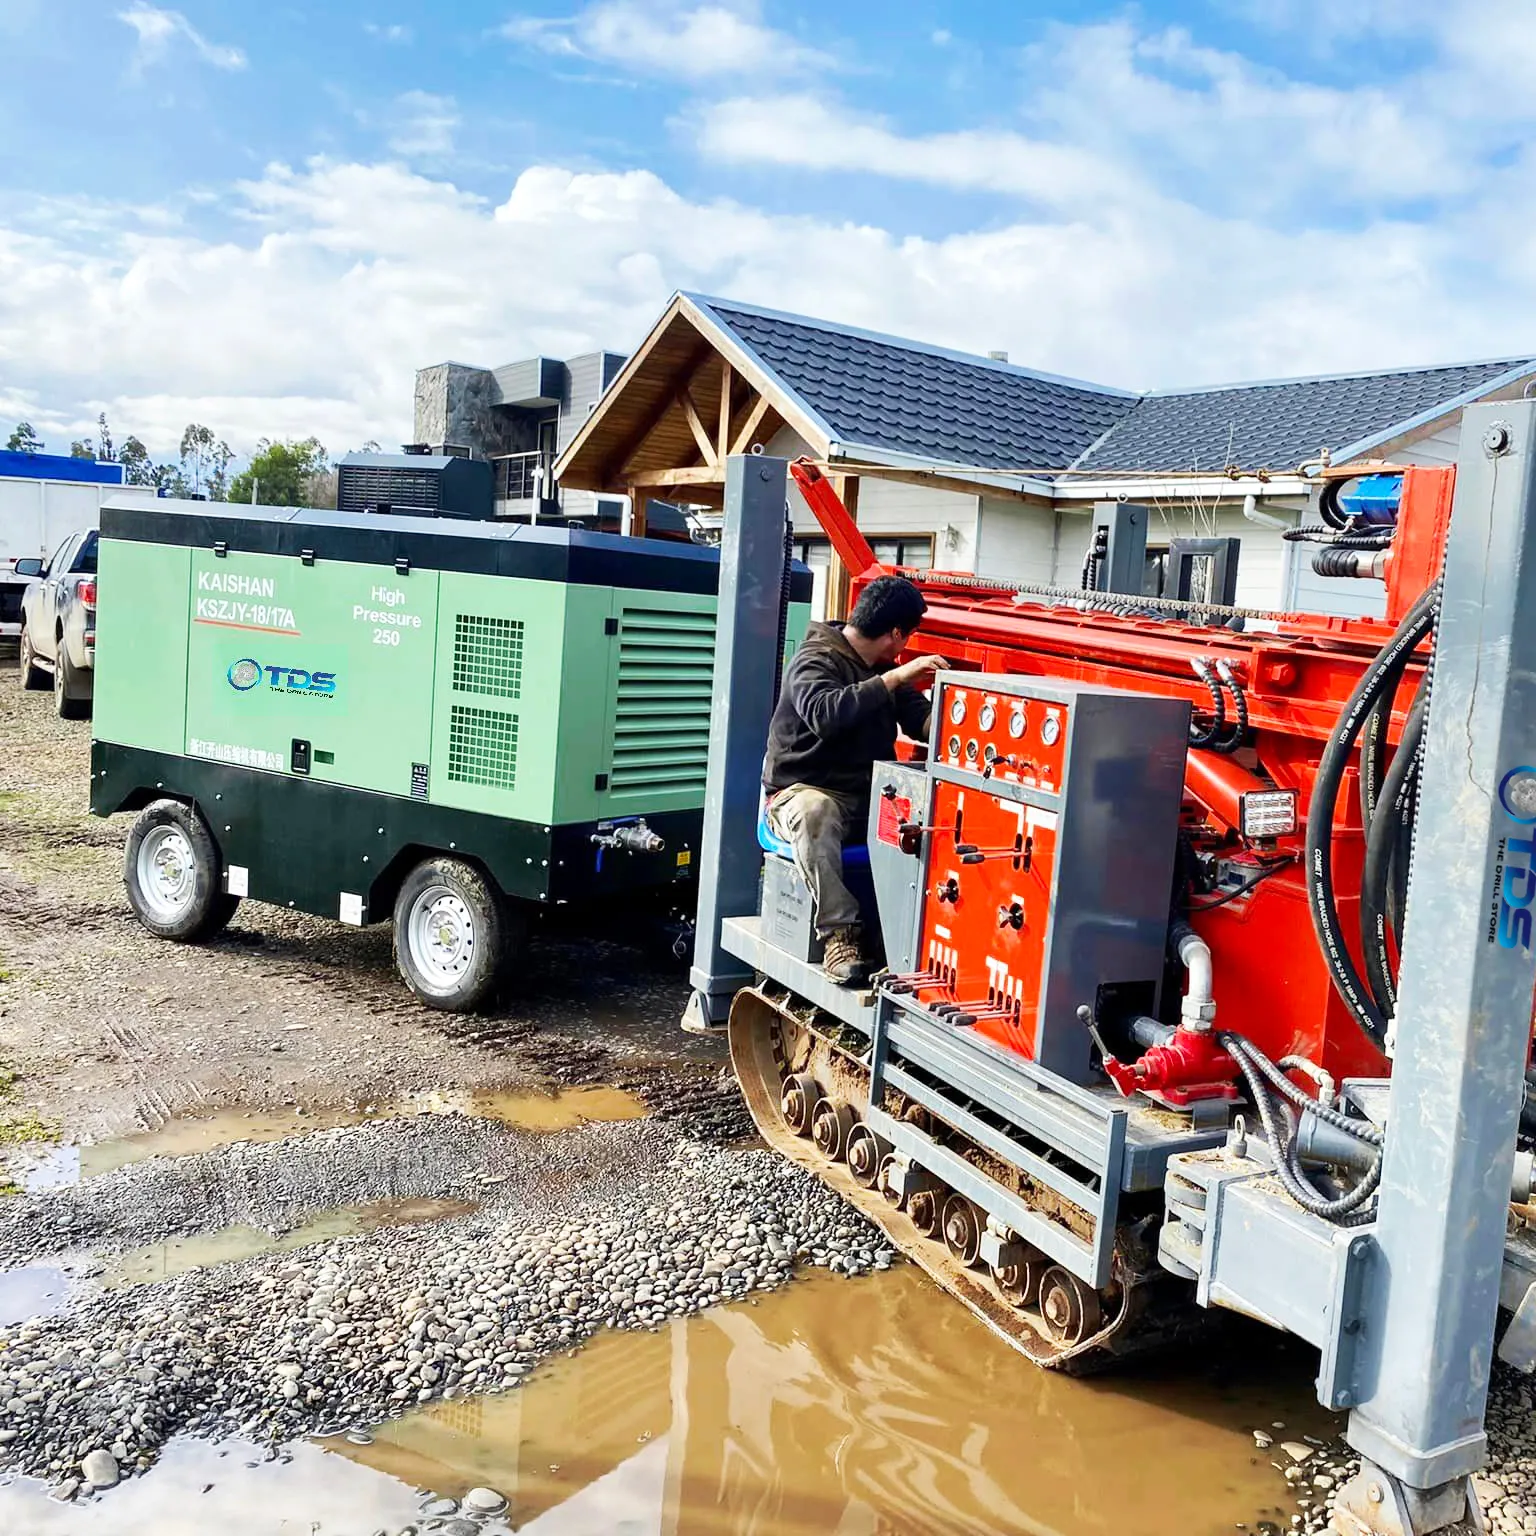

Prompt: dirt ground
[0,655,725,1153]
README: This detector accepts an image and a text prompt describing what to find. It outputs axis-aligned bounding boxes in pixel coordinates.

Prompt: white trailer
[0,462,157,637]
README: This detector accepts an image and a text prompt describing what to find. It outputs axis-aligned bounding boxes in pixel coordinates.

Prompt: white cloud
[363,21,412,43]
[117,3,246,71]
[2,150,1532,467]
[387,91,460,157]
[501,1,831,80]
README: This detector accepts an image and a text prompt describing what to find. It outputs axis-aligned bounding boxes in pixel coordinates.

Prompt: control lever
[935,877,960,905]
[997,901,1024,931]
[1075,1004,1115,1064]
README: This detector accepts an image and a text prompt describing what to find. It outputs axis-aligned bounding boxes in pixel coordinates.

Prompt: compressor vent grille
[453,614,524,699]
[447,704,519,790]
[611,607,715,794]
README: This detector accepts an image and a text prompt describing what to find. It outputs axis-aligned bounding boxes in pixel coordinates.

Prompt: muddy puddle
[101,1197,480,1289]
[0,1266,1335,1536]
[0,1265,70,1326]
[14,1085,648,1192]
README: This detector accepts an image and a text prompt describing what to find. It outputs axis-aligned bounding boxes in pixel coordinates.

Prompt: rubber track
[728,985,1204,1374]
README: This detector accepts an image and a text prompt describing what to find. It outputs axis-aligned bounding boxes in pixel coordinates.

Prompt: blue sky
[0,0,1531,459]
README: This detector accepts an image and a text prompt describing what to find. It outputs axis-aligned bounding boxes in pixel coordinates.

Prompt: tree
[226,437,329,507]
[96,413,115,463]
[177,424,234,501]
[118,436,154,485]
[69,439,96,460]
[6,422,42,454]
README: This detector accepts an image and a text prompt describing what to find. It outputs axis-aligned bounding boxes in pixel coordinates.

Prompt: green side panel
[93,539,191,755]
[183,549,439,798]
[428,571,567,823]
[549,584,622,825]
[785,598,810,661]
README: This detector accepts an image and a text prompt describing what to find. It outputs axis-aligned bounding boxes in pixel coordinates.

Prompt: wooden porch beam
[717,358,733,461]
[603,341,712,485]
[730,392,774,457]
[681,388,718,467]
[621,465,727,488]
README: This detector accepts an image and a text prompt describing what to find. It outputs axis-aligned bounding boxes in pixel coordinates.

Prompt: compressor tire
[19,633,48,691]
[393,858,517,1012]
[54,646,90,720]
[124,799,240,941]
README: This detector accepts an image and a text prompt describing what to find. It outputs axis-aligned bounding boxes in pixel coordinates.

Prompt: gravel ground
[0,1120,892,1502]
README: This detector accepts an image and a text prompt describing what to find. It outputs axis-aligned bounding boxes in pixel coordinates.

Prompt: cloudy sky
[1,0,1532,462]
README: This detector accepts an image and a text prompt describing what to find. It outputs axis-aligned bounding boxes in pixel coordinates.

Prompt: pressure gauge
[947,734,962,759]
[978,701,997,732]
[983,743,998,764]
[949,694,968,726]
[1008,707,1027,740]
[1040,712,1062,747]
[965,738,980,762]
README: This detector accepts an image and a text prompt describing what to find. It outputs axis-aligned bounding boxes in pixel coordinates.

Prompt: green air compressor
[89,497,810,1010]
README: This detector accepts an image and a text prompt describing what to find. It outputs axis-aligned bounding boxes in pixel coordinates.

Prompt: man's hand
[883,653,949,692]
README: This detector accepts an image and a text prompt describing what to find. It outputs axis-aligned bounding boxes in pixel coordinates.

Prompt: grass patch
[0,1111,56,1145]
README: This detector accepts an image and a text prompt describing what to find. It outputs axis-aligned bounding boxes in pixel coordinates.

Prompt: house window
[792,534,935,570]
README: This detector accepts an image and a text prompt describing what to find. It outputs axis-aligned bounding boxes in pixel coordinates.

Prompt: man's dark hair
[849,574,927,638]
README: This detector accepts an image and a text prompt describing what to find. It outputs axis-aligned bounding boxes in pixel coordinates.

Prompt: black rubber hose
[1360,677,1428,1018]
[1188,659,1227,749]
[1223,1034,1380,1221]
[1221,1030,1382,1146]
[1214,663,1247,754]
[1389,757,1421,945]
[1318,478,1349,530]
[1358,689,1392,838]
[1304,585,1438,1052]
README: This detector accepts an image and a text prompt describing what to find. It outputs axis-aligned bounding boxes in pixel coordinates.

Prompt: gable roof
[556,290,1536,500]
[688,295,1135,473]
[1073,358,1536,474]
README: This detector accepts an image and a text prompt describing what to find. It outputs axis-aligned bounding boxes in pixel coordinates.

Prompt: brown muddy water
[0,1267,1333,1536]
[14,1085,649,1192]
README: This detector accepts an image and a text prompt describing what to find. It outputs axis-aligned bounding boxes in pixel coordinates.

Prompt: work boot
[821,927,868,987]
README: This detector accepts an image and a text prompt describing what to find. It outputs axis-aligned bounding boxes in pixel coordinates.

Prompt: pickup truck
[17,528,98,719]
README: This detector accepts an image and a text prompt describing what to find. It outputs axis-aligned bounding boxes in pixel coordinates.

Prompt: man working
[764,575,948,985]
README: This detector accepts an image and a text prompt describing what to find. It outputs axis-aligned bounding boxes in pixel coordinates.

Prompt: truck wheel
[124,799,240,941]
[54,645,90,720]
[393,858,517,1012]
[18,633,47,691]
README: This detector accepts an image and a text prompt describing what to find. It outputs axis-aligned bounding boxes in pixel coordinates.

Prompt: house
[413,349,627,522]
[551,293,1536,620]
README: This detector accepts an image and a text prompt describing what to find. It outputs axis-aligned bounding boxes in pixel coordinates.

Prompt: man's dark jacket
[763,622,931,797]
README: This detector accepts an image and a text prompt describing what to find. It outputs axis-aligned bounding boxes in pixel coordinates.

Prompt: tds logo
[1493,767,1536,950]
[226,657,337,697]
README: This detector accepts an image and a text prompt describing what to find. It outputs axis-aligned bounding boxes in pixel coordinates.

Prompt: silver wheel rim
[136,825,198,920]
[406,884,476,990]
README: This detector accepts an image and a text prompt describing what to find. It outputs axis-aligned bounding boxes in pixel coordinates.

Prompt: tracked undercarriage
[729,983,1209,1373]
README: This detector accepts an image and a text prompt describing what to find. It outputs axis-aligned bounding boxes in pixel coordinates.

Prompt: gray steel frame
[1342,403,1536,1493]
[869,989,1127,1286]
[1156,403,1536,1533]
[1090,500,1150,596]
[683,455,791,1032]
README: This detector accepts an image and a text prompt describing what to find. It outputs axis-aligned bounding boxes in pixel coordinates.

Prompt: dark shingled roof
[1076,359,1536,473]
[689,295,1535,476]
[697,298,1135,471]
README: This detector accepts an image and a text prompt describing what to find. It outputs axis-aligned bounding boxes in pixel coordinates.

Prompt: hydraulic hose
[771,508,794,710]
[1360,677,1428,1018]
[1221,1032,1382,1223]
[1214,659,1248,753]
[1305,584,1438,1052]
[1188,659,1227,750]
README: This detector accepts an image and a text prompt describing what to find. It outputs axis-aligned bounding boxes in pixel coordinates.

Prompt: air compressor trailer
[88,496,809,1009]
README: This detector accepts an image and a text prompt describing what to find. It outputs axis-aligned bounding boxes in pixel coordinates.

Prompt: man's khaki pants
[767,783,865,937]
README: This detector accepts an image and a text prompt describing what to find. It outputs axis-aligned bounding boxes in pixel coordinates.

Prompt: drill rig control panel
[907,673,1191,1085]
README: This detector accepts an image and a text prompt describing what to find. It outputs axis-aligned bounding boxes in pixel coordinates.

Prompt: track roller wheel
[811,1099,855,1162]
[780,1073,822,1137]
[877,1154,905,1208]
[992,1244,1048,1308]
[846,1125,890,1189]
[1038,1266,1104,1347]
[941,1195,983,1267]
[909,1187,944,1239]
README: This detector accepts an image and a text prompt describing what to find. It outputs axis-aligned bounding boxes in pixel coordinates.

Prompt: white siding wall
[855,476,979,570]
[1390,419,1461,467]
[974,498,1059,585]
